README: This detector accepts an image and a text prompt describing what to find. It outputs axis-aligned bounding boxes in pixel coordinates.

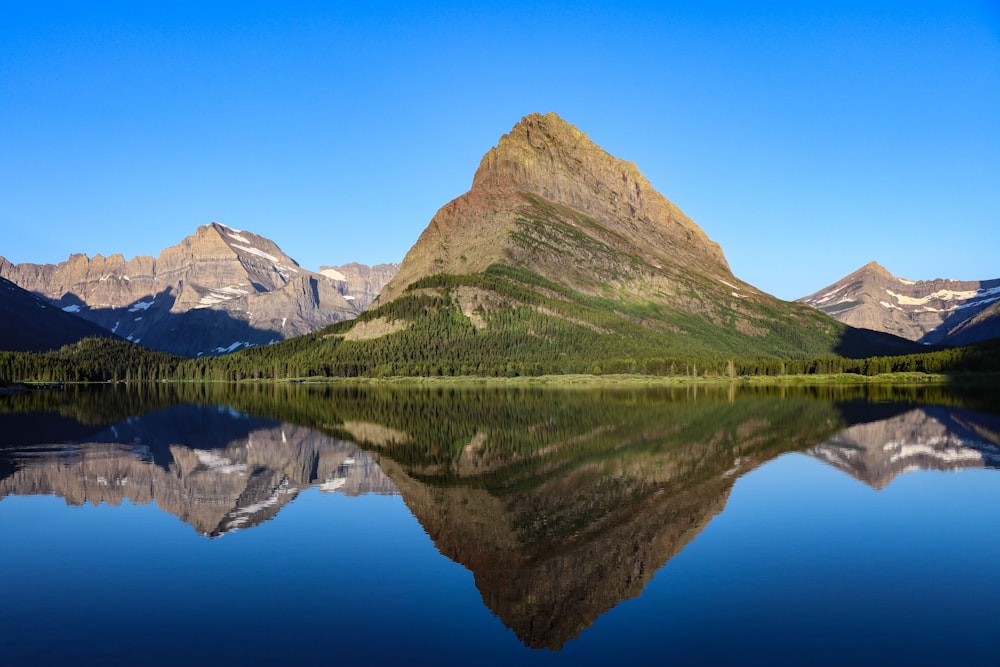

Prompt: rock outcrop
[0,223,361,356]
[798,261,1000,345]
[319,262,400,310]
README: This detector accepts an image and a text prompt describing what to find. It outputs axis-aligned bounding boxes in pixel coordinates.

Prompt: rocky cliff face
[798,261,1000,345]
[319,262,400,310]
[0,223,360,356]
[0,276,115,352]
[808,406,1000,489]
[379,112,734,304]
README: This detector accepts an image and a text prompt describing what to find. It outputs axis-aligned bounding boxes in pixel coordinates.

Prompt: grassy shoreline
[265,371,999,388]
[13,371,999,390]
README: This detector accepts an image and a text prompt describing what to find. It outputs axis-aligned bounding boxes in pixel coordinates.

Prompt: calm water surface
[1,383,998,666]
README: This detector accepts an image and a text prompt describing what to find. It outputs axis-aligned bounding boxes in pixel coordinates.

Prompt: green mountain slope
[215,262,919,378]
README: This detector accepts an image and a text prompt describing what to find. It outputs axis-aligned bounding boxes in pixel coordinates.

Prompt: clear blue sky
[2,1,997,300]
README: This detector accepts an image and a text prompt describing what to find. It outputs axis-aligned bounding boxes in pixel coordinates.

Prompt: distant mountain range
[4,113,994,368]
[799,261,1000,346]
[0,224,398,356]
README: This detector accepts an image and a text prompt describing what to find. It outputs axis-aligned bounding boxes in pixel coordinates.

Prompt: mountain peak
[471,112,589,189]
[381,113,730,302]
[800,262,1000,345]
[478,112,727,269]
[856,261,893,278]
[0,223,361,356]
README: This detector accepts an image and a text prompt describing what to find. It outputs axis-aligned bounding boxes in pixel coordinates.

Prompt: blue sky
[2,1,997,300]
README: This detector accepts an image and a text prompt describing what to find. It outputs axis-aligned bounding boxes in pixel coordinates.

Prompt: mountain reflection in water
[808,405,1000,488]
[0,383,997,656]
[0,403,397,536]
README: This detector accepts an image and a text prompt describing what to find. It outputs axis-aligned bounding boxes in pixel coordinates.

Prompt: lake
[1,382,998,666]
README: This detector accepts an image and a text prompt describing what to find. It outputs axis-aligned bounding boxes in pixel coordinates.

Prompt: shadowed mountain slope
[0,276,115,352]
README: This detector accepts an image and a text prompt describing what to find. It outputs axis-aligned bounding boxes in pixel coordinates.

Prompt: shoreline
[9,371,999,389]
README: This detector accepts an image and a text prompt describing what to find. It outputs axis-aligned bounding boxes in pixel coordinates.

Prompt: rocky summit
[0,223,376,357]
[799,261,1000,345]
[380,112,731,303]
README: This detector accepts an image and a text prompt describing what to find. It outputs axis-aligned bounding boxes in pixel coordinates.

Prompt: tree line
[1,334,997,385]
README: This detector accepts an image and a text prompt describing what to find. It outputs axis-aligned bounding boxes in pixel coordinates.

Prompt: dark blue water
[0,385,998,666]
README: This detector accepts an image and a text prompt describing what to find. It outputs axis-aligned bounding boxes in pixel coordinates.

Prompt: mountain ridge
[0,223,397,357]
[798,261,1000,345]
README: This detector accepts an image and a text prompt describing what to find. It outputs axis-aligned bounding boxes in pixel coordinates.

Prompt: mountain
[319,262,400,310]
[247,113,921,377]
[0,223,363,357]
[0,276,115,352]
[378,112,731,303]
[798,261,1000,345]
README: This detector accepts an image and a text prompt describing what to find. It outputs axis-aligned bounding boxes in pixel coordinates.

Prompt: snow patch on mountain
[225,231,251,244]
[812,284,849,305]
[884,285,1000,314]
[212,341,252,354]
[232,244,279,263]
[128,299,153,312]
[887,288,981,306]
[196,285,250,308]
[321,268,347,281]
